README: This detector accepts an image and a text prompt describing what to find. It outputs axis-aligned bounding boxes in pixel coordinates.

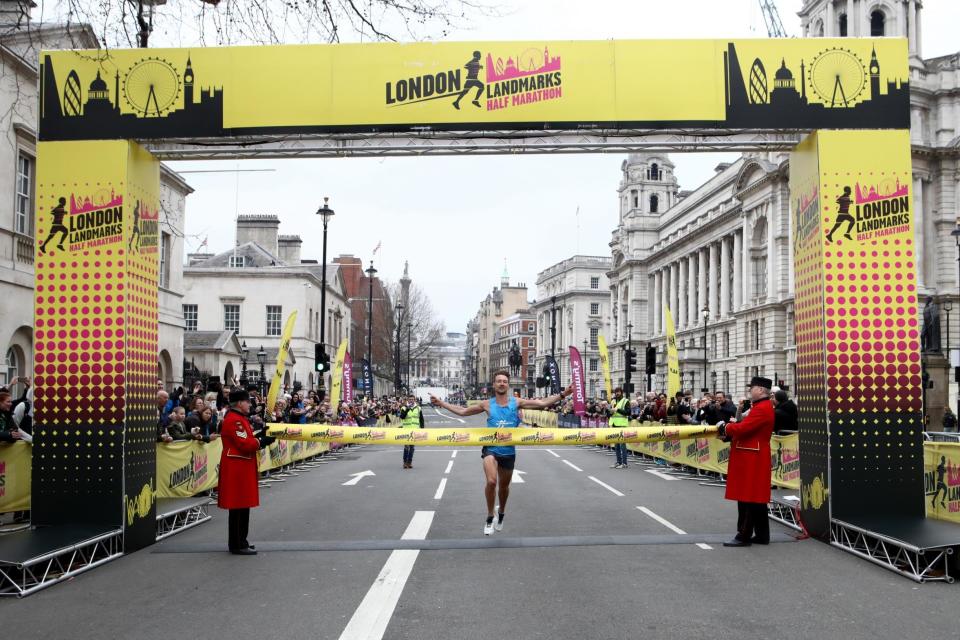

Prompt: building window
[711,334,718,358]
[590,302,600,315]
[589,358,599,372]
[870,10,885,36]
[722,371,729,394]
[183,304,198,331]
[4,347,19,389]
[723,331,730,358]
[229,255,246,268]
[649,194,659,213]
[15,152,33,235]
[750,319,761,351]
[752,256,767,299]
[649,163,660,180]
[266,305,282,336]
[631,190,638,208]
[590,327,599,349]
[224,304,240,334]
[590,277,600,290]
[839,13,847,36]
[159,232,171,288]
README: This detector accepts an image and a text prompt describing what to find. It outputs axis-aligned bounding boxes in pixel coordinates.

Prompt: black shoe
[722,538,751,547]
[749,537,770,545]
[471,99,481,107]
[57,244,65,251]
[452,102,461,110]
[230,548,257,555]
[244,544,256,551]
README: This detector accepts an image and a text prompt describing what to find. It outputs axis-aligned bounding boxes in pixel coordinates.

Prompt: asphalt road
[3,406,958,639]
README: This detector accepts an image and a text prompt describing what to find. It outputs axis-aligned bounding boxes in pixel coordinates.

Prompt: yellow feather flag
[665,306,680,400]
[329,338,349,410]
[266,310,298,414]
[597,334,613,400]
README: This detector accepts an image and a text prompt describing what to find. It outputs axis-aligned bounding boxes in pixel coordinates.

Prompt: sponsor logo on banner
[802,473,827,510]
[385,46,562,112]
[269,439,288,467]
[0,460,5,498]
[662,439,681,458]
[772,441,800,485]
[824,177,911,244]
[312,427,344,439]
[494,431,514,443]
[716,446,731,466]
[561,430,595,443]
[129,198,159,253]
[604,431,624,442]
[686,438,711,464]
[39,190,124,254]
[926,455,960,514]
[793,185,820,251]
[521,430,555,444]
[167,450,211,494]
[437,431,471,443]
[282,427,302,438]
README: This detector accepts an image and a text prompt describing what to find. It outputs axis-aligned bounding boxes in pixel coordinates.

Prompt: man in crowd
[0,390,21,442]
[715,391,737,422]
[716,376,775,547]
[609,387,630,469]
[772,389,798,434]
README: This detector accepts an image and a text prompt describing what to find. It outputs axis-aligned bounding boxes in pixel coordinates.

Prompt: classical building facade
[467,268,530,388]
[410,332,467,391]
[183,215,351,392]
[531,255,612,398]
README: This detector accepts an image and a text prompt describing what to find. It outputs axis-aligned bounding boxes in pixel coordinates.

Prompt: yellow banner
[156,439,222,499]
[267,310,298,414]
[38,38,909,142]
[0,442,32,513]
[665,306,680,399]
[268,423,716,446]
[925,442,960,525]
[330,338,348,411]
[598,334,613,399]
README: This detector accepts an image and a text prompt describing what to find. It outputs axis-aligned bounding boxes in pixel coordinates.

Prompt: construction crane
[758,0,788,37]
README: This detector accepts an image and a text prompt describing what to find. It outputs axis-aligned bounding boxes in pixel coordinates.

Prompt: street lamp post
[951,225,960,419]
[550,296,557,359]
[701,306,710,393]
[583,338,589,399]
[316,198,335,392]
[407,321,413,392]
[394,303,404,394]
[239,340,249,388]
[626,322,633,388]
[365,261,377,394]
[257,345,267,398]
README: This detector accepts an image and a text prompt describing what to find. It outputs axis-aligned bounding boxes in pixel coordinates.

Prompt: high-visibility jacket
[611,397,630,427]
[402,406,421,428]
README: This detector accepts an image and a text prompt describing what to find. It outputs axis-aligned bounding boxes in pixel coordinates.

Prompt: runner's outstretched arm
[431,395,486,417]
[517,385,573,410]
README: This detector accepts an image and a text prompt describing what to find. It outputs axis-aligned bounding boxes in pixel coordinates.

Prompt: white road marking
[637,506,712,550]
[645,469,680,481]
[444,460,454,474]
[434,408,466,424]
[433,478,447,500]
[338,511,435,640]
[342,470,376,486]
[545,449,560,458]
[561,459,583,472]
[588,475,624,497]
[451,450,457,458]
[511,470,526,484]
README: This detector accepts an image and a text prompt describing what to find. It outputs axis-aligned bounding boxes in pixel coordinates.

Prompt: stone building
[467,266,531,389]
[491,313,536,396]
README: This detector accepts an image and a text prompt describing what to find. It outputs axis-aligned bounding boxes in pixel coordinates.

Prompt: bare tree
[46,0,497,48]
[377,280,444,389]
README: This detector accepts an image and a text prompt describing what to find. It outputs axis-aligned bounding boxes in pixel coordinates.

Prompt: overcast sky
[168,0,960,333]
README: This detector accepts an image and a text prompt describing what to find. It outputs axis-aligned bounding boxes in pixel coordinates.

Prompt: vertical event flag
[361,358,374,396]
[267,310,298,415]
[569,346,586,416]
[665,306,680,400]
[343,351,353,404]
[546,355,561,395]
[597,334,613,400]
[330,339,349,411]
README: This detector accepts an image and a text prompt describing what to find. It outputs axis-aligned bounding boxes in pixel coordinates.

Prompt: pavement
[2,406,958,639]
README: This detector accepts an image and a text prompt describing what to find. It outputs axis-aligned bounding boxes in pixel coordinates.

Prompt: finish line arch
[32,36,920,552]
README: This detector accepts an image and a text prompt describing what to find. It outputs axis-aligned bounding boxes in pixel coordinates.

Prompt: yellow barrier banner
[771,434,801,490]
[156,439,222,499]
[925,442,960,524]
[665,306,680,400]
[268,423,716,446]
[330,338,348,411]
[267,310,298,415]
[0,442,31,513]
[598,334,612,400]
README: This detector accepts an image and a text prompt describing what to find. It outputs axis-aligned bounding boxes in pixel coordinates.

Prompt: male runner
[40,197,69,254]
[825,186,854,243]
[452,51,484,110]
[431,370,572,536]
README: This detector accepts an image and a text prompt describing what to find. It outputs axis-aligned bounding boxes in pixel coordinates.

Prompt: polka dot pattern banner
[32,141,160,549]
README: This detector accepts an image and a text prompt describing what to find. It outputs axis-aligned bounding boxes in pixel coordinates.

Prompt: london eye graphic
[123,57,181,117]
[809,48,866,107]
[517,48,545,72]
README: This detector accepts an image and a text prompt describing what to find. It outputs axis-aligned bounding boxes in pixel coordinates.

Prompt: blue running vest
[487,396,519,456]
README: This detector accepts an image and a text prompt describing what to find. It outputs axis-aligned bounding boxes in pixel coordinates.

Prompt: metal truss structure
[0,529,123,598]
[155,499,212,541]
[768,497,804,533]
[830,519,955,584]
[145,129,803,160]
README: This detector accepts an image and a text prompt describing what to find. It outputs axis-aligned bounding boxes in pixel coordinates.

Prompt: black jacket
[774,400,799,434]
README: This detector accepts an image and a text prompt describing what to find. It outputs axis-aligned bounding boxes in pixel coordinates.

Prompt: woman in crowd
[186,406,221,442]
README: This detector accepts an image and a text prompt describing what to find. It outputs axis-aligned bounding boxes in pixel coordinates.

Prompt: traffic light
[542,363,552,386]
[625,348,638,375]
[645,345,657,375]
[315,343,330,373]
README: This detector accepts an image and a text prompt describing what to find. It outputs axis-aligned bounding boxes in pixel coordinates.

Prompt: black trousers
[736,501,770,543]
[228,508,251,551]
[403,445,415,464]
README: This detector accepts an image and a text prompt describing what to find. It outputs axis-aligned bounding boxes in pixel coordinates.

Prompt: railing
[15,235,33,265]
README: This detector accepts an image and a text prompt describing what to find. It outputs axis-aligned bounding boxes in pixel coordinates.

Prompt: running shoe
[494,515,504,532]
[610,463,620,468]
[484,520,494,536]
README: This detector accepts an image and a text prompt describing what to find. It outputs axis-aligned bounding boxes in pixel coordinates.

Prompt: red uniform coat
[723,397,774,504]
[218,409,261,510]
